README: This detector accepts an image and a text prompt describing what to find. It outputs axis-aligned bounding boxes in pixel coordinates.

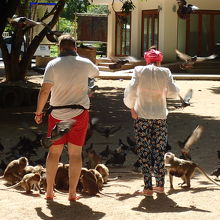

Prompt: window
[141,10,159,56]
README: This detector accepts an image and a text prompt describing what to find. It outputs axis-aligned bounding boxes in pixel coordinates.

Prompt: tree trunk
[3,0,66,82]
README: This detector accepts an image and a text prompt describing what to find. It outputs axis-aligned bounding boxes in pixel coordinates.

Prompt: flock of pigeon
[1,116,219,181]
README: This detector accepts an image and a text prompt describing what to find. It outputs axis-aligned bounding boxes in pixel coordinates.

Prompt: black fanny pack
[46,104,88,116]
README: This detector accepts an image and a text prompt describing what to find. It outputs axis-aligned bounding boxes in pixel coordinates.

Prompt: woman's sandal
[153,187,165,194]
[135,189,153,196]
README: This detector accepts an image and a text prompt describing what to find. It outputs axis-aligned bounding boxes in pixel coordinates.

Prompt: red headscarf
[144,49,163,64]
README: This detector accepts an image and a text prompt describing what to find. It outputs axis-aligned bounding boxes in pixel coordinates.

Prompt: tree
[61,0,91,20]
[0,0,66,82]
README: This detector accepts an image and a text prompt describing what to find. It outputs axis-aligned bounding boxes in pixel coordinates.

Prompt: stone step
[96,58,112,64]
[187,68,220,74]
[98,63,134,72]
[193,60,220,67]
[98,62,115,66]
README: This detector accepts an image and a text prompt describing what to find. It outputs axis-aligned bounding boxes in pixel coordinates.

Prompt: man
[124,48,179,196]
[34,34,99,201]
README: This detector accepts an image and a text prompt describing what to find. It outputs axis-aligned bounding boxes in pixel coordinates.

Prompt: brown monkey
[87,150,102,169]
[164,152,220,189]
[40,172,47,192]
[95,163,109,184]
[0,157,28,185]
[80,169,114,197]
[55,163,69,190]
[89,169,104,190]
[24,165,45,175]
[0,173,41,194]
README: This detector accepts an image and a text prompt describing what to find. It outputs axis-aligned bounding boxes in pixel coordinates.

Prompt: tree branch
[19,0,66,76]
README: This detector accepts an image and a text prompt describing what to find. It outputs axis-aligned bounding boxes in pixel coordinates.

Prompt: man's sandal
[45,193,56,200]
[68,195,81,201]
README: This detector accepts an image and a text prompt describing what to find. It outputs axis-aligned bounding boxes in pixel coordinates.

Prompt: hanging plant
[121,0,136,14]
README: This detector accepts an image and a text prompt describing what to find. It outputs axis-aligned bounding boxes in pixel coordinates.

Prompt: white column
[159,0,178,62]
[107,5,116,57]
[130,0,141,58]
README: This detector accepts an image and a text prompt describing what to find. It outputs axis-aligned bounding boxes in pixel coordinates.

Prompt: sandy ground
[0,74,220,220]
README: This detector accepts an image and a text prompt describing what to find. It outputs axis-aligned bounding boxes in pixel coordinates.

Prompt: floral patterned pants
[134,118,167,190]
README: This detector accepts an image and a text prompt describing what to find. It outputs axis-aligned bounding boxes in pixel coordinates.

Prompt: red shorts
[47,110,89,146]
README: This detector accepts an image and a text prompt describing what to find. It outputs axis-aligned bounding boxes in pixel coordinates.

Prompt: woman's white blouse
[124,64,180,119]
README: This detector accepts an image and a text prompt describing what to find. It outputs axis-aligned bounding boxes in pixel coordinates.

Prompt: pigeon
[126,135,138,154]
[210,151,220,180]
[8,16,42,28]
[133,160,141,172]
[210,165,220,180]
[109,59,129,70]
[85,117,99,143]
[178,125,204,160]
[99,145,113,159]
[165,141,172,152]
[85,143,94,153]
[0,160,7,173]
[0,139,4,151]
[175,49,217,70]
[218,150,220,160]
[94,124,122,139]
[105,151,127,166]
[41,119,76,148]
[88,78,98,97]
[176,0,199,19]
[115,139,129,153]
[175,89,193,109]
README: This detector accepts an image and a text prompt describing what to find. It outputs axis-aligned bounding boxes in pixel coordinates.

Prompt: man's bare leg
[46,144,64,197]
[68,142,82,199]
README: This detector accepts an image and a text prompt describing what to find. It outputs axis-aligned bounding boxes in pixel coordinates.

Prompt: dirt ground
[0,74,220,220]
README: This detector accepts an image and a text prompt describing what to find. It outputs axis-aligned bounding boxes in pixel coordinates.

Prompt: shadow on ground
[35,200,105,220]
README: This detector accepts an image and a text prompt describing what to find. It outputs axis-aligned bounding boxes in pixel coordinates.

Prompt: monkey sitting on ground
[0,173,41,194]
[164,152,220,189]
[95,163,109,184]
[0,157,28,185]
[24,165,45,175]
[80,169,114,197]
[89,169,104,190]
[55,163,69,190]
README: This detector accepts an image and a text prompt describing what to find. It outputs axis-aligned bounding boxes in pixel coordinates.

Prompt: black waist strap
[46,104,88,115]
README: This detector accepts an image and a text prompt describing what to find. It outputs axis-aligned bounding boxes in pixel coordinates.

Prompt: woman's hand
[131,108,138,119]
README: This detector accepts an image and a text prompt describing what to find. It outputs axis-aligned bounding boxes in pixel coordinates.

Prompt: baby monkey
[164,152,220,189]
[0,173,41,194]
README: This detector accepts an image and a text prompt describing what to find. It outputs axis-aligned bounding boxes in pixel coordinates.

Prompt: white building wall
[91,0,220,62]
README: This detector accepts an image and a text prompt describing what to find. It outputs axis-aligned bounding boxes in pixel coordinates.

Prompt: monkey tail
[197,166,220,186]
[107,177,120,182]
[98,192,115,198]
[54,188,68,195]
[0,182,21,190]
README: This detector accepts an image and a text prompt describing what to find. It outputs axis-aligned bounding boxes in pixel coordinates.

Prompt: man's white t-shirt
[43,55,99,120]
